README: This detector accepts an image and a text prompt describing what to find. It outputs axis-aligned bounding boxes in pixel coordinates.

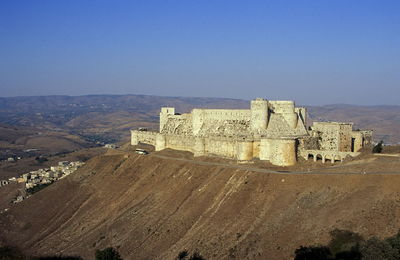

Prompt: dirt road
[151,153,400,175]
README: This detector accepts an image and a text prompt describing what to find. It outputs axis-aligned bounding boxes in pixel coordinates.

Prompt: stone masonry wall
[165,135,195,152]
[192,109,251,135]
[312,123,340,151]
[259,138,297,166]
[338,124,352,152]
[204,138,238,159]
[131,130,157,146]
[132,99,372,167]
[252,140,261,158]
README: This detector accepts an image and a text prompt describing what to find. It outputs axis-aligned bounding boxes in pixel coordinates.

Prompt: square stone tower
[250,98,269,132]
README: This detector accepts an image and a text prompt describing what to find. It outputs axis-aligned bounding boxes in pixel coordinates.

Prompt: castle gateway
[131,98,372,166]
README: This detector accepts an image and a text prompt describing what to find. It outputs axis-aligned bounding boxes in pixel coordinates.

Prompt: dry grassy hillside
[0,124,93,163]
[1,149,400,259]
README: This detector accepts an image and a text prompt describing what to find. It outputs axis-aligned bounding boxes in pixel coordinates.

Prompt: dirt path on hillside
[151,154,400,175]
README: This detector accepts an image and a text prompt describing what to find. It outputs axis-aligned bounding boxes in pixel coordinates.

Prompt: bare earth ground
[0,147,400,259]
[0,183,24,212]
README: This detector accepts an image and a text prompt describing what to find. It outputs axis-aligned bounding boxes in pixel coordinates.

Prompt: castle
[131,98,372,166]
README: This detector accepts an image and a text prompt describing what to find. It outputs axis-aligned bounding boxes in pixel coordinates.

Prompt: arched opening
[316,154,323,162]
[324,156,332,164]
[308,154,314,161]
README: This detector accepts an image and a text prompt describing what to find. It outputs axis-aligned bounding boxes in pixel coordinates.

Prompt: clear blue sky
[0,0,399,105]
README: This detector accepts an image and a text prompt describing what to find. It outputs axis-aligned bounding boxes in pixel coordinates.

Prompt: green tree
[188,251,206,260]
[0,246,25,260]
[95,247,122,260]
[372,141,383,153]
[334,247,361,260]
[328,229,363,258]
[294,246,332,260]
[177,250,188,260]
[360,237,399,260]
[385,230,400,256]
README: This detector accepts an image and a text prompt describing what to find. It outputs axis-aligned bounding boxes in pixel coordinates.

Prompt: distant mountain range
[0,94,399,144]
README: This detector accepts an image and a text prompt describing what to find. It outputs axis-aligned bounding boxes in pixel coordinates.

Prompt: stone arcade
[131,98,372,166]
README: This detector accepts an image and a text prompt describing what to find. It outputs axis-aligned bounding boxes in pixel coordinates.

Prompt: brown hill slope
[1,150,400,260]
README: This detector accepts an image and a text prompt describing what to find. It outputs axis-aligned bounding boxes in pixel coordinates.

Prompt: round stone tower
[270,138,297,166]
[259,137,297,166]
[250,98,269,132]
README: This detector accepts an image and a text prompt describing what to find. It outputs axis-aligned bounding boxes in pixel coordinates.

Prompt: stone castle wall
[338,124,353,152]
[150,134,252,160]
[131,131,157,146]
[192,109,251,135]
[164,134,195,152]
[131,131,294,164]
[204,138,240,159]
[192,109,251,121]
[131,98,372,166]
[312,122,342,151]
[310,122,371,153]
[250,99,269,131]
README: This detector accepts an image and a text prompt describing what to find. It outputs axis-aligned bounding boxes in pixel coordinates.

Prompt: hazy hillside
[0,95,399,143]
[1,150,400,259]
[0,124,92,160]
[0,95,249,142]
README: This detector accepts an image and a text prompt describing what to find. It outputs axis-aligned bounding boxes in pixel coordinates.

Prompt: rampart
[153,134,254,160]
